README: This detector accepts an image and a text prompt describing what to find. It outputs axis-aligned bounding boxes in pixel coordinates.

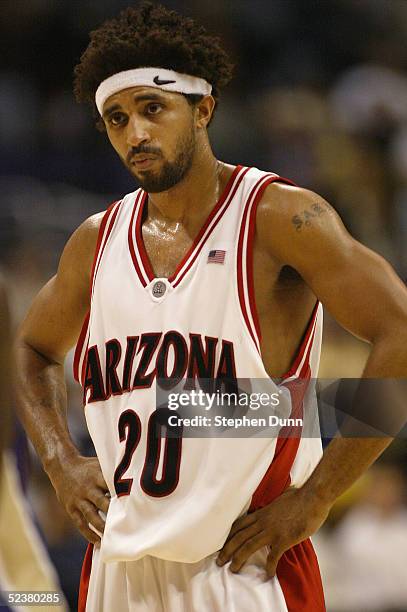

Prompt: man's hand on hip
[216,487,330,577]
[48,455,110,544]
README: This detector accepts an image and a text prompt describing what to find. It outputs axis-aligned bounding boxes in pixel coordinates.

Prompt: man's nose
[126,115,150,147]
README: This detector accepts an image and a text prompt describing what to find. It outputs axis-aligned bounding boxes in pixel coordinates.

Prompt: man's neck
[147,148,221,231]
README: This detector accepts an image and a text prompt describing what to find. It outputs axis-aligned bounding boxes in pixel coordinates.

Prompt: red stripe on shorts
[78,543,93,612]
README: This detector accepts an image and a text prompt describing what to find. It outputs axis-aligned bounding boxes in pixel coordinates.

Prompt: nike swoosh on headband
[153,76,176,86]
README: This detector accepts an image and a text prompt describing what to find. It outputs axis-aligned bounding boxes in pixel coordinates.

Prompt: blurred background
[1,0,407,610]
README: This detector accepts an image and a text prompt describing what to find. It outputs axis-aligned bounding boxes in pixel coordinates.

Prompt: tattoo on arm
[291,202,328,231]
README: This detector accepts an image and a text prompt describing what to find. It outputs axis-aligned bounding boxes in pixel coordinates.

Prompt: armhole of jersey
[72,200,122,384]
[237,176,321,513]
[249,306,319,512]
[237,174,296,354]
[90,200,122,298]
[281,301,320,381]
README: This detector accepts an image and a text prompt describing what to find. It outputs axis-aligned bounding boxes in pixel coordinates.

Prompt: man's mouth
[130,155,158,169]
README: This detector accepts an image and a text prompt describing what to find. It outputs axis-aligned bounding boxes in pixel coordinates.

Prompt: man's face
[102,86,196,192]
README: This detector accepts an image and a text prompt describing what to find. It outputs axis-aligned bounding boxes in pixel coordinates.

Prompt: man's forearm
[304,333,407,506]
[302,437,391,507]
[15,341,110,544]
[15,342,80,477]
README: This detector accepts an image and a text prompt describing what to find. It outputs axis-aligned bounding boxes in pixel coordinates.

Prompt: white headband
[95,67,212,115]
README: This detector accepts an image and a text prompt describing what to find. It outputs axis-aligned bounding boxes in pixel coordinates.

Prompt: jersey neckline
[128,164,248,289]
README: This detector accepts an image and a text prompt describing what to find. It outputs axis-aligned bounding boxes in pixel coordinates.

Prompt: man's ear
[195,95,216,128]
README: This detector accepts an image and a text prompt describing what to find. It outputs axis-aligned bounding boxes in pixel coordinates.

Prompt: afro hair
[74,2,233,126]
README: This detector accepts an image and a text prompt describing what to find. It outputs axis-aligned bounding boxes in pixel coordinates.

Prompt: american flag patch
[207,249,226,264]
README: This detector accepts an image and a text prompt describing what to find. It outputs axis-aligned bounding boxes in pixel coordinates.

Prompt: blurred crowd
[1,1,407,610]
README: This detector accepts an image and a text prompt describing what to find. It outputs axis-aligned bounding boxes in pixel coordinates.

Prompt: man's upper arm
[258,183,407,343]
[18,213,103,364]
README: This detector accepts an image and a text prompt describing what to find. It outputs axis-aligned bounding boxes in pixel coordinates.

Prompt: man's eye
[146,103,163,115]
[109,113,127,126]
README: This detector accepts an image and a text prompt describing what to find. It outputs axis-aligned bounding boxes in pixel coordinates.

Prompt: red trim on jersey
[131,165,247,288]
[249,316,317,511]
[277,539,326,611]
[78,543,93,612]
[135,191,155,282]
[282,300,319,380]
[90,201,121,298]
[92,202,121,295]
[248,311,324,611]
[73,200,121,385]
[73,312,90,383]
[128,191,148,287]
[89,204,114,295]
[170,165,246,285]
[173,166,250,288]
[272,320,316,463]
[237,174,275,352]
[246,176,296,345]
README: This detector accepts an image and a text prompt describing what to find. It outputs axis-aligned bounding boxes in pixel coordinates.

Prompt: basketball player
[15,4,407,611]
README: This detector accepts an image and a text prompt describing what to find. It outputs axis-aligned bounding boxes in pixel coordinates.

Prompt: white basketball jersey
[73,165,323,564]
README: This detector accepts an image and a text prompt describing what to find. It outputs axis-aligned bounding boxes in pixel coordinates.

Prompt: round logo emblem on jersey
[152,280,166,298]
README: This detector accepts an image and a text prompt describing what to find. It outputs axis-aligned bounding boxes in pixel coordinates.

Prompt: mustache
[126,146,162,165]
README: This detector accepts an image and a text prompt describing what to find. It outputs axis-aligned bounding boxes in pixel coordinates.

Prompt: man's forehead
[103,86,180,111]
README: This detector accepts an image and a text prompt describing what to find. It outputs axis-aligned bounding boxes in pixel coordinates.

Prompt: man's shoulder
[258,179,319,221]
[59,210,108,283]
[66,194,132,274]
[74,211,105,251]
[255,176,341,262]
[83,211,106,232]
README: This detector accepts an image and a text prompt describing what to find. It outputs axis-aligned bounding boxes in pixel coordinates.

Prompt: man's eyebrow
[133,93,167,103]
[102,103,121,119]
[102,93,167,119]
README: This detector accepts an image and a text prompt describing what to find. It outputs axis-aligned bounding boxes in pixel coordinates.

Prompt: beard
[128,127,196,193]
